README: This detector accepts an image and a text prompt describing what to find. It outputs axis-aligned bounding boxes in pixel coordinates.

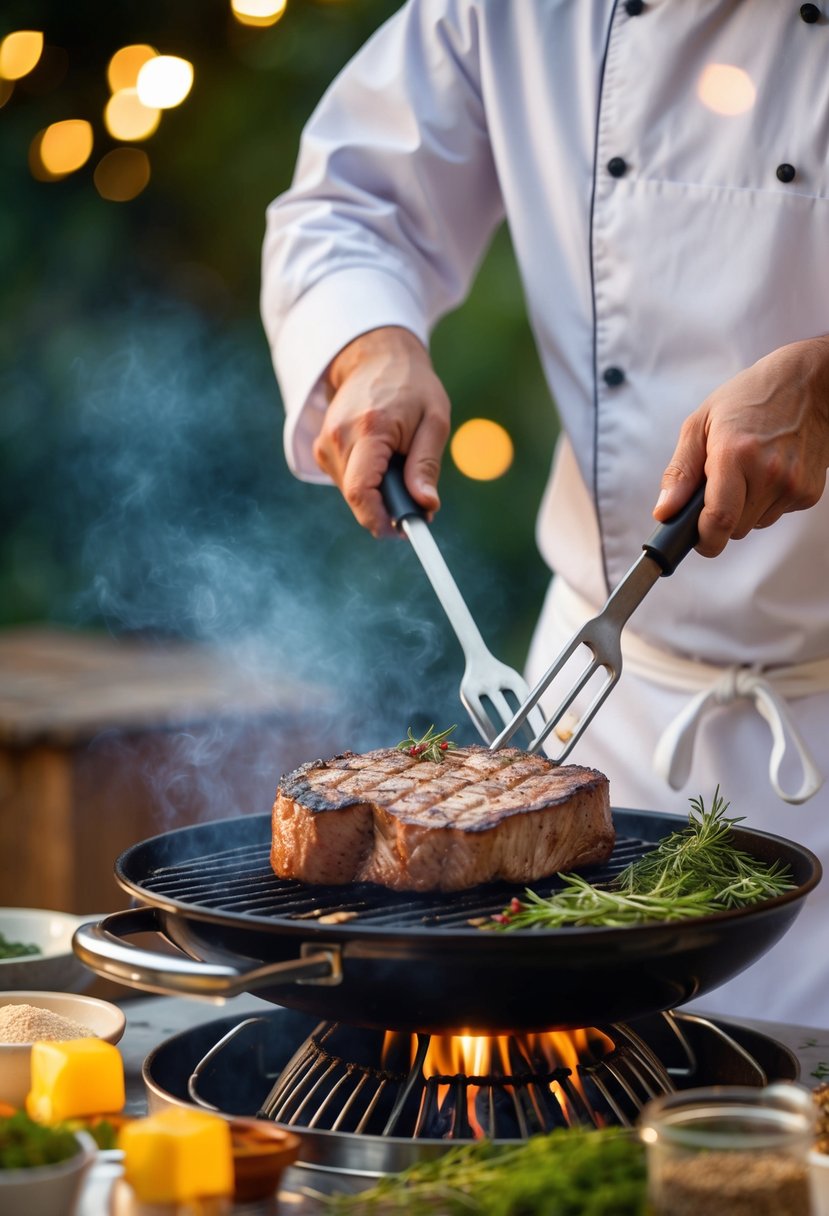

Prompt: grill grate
[135,835,655,930]
[246,1019,671,1137]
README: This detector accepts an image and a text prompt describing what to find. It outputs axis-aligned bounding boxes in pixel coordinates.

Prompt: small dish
[0,909,99,994]
[229,1118,301,1203]
[0,991,126,1110]
[0,1127,96,1216]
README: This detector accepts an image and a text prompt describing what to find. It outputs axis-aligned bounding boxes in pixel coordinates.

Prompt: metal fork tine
[490,630,590,751]
[461,693,498,745]
[529,665,618,758]
[489,689,521,730]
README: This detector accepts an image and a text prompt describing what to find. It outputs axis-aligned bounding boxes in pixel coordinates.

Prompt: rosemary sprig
[396,723,458,763]
[489,789,796,930]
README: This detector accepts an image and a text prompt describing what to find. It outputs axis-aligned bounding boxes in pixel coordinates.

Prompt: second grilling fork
[490,484,707,759]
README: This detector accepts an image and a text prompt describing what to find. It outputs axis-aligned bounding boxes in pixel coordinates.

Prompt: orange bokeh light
[107,44,157,93]
[450,418,514,481]
[30,119,94,180]
[94,147,151,202]
[697,63,756,117]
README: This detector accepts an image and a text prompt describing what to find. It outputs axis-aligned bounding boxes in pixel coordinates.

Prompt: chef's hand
[653,335,829,557]
[315,326,451,537]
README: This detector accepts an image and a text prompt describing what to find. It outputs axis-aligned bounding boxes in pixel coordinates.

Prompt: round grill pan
[73,809,821,1032]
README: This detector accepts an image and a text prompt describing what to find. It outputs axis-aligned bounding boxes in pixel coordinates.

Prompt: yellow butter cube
[26,1038,125,1122]
[119,1108,234,1203]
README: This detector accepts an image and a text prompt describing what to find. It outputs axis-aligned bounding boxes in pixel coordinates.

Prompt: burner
[143,1006,799,1177]
[256,1022,671,1138]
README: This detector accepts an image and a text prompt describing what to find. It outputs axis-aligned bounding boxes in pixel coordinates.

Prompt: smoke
[53,301,498,826]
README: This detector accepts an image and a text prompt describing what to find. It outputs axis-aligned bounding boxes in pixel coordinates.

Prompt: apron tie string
[652,664,824,805]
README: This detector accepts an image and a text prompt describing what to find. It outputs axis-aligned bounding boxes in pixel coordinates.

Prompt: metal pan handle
[72,907,342,998]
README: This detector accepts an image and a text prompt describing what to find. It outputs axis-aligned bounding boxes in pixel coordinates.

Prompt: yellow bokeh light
[137,56,193,109]
[0,30,44,80]
[32,119,94,179]
[450,418,514,481]
[231,0,287,27]
[94,147,151,202]
[107,44,157,93]
[0,79,13,108]
[697,63,756,117]
[105,88,161,141]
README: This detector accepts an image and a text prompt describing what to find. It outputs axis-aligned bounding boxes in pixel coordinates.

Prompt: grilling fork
[381,454,547,747]
[491,483,707,759]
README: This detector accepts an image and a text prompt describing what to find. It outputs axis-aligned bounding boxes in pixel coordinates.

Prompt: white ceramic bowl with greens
[0,909,98,994]
[0,1124,96,1216]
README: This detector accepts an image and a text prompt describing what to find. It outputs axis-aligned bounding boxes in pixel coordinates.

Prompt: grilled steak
[271,746,613,891]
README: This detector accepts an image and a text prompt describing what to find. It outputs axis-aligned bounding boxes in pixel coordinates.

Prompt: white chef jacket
[262,0,829,1024]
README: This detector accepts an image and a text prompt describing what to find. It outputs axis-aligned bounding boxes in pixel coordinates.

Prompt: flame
[382,1027,614,1138]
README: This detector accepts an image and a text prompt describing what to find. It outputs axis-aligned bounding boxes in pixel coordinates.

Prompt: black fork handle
[380,453,426,527]
[642,481,707,576]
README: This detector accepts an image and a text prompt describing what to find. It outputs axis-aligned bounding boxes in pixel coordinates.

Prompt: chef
[261,1,829,1023]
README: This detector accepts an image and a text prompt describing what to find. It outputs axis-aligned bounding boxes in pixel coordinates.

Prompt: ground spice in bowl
[0,1003,91,1044]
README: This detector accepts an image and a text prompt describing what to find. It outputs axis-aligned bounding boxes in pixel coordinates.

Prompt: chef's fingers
[339,436,400,538]
[692,451,750,557]
[653,415,707,521]
[402,409,450,515]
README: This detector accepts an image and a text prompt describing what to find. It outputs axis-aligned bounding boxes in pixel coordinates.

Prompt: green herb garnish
[0,1112,80,1171]
[490,789,796,930]
[396,723,458,763]
[321,1126,646,1214]
[0,933,40,960]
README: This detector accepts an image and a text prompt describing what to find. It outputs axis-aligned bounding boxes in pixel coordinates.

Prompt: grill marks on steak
[271,746,613,892]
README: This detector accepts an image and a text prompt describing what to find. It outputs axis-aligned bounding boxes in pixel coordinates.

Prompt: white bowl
[0,991,126,1110]
[0,1129,96,1216]
[0,909,100,994]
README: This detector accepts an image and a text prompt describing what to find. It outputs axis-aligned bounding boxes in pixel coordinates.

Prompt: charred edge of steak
[276,746,608,824]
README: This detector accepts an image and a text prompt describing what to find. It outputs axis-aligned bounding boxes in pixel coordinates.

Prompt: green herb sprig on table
[396,724,458,763]
[489,789,796,930]
[321,1126,646,1215]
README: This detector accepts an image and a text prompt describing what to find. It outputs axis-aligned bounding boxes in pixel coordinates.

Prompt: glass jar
[639,1083,814,1216]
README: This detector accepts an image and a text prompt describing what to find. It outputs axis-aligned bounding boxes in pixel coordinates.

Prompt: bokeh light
[0,79,13,108]
[0,30,44,80]
[231,0,288,27]
[30,120,94,180]
[137,56,194,109]
[450,418,514,481]
[697,64,756,116]
[94,147,151,202]
[105,88,161,141]
[107,44,157,93]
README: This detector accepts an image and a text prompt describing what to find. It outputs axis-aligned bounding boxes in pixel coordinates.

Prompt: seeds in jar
[651,1150,810,1216]
[0,1003,92,1044]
